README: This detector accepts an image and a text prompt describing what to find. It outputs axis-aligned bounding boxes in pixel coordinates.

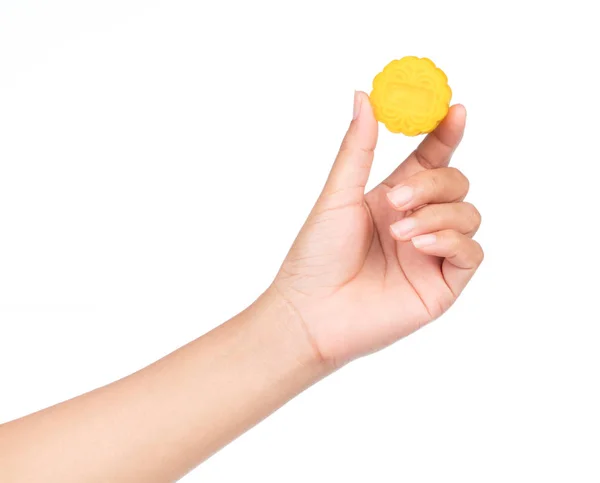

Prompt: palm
[278,187,451,365]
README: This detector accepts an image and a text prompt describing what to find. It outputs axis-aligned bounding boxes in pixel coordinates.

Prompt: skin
[0,92,483,482]
[276,93,482,366]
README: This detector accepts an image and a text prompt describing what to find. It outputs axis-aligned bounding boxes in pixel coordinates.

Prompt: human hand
[272,92,483,368]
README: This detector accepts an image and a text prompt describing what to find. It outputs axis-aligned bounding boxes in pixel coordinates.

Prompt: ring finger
[389,202,481,241]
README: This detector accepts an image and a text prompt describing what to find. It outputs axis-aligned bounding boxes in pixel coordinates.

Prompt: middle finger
[386,167,469,212]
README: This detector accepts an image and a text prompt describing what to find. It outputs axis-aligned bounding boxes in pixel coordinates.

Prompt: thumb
[321,91,378,202]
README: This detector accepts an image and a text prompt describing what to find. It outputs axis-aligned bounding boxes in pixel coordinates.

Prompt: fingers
[386,166,477,238]
[386,167,469,212]
[381,104,466,188]
[320,91,378,207]
[410,230,484,295]
[390,202,481,240]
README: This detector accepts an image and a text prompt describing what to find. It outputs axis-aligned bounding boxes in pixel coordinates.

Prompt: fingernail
[352,91,361,120]
[412,234,437,248]
[390,218,417,238]
[387,186,414,208]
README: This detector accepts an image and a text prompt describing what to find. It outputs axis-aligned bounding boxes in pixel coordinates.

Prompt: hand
[272,92,483,368]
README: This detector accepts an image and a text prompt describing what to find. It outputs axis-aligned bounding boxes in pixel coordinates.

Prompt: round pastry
[370,56,452,136]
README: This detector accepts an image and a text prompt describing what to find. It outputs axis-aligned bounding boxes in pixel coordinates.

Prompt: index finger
[381,104,467,188]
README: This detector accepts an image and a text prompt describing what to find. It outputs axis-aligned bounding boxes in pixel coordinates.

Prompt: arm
[0,288,328,482]
[0,92,483,482]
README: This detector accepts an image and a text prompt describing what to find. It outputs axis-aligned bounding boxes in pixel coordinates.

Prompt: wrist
[246,285,335,377]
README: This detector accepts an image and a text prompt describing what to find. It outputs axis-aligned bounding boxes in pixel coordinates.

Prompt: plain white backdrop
[1,1,599,481]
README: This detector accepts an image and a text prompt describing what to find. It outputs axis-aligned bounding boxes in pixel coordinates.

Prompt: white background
[1,1,599,481]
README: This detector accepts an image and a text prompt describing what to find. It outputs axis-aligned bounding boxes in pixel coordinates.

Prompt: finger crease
[413,149,437,170]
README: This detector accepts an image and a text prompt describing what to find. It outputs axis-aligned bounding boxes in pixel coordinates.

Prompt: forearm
[0,287,329,483]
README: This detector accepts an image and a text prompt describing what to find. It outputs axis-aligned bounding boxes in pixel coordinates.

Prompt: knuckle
[463,202,482,230]
[448,167,470,194]
[473,242,485,266]
[447,166,462,178]
[442,229,462,254]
